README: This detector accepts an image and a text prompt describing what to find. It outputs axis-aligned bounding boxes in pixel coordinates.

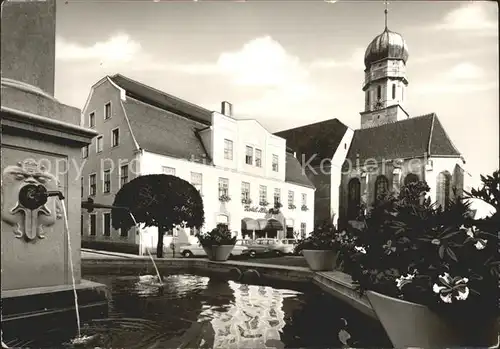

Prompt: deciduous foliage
[341,173,499,318]
[112,174,205,257]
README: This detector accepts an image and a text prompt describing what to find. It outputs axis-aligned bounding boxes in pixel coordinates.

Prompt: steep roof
[123,97,211,164]
[274,118,348,167]
[109,74,212,125]
[285,152,315,189]
[346,113,461,166]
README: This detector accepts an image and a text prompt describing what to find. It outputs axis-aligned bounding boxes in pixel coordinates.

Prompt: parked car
[243,238,283,258]
[180,240,249,258]
[276,239,298,255]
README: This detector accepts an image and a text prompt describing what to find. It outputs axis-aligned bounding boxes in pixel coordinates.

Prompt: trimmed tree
[111,174,205,258]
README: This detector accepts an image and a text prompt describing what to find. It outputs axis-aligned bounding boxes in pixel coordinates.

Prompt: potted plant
[301,204,309,211]
[342,174,500,348]
[219,194,231,203]
[288,203,296,210]
[241,197,252,205]
[260,200,269,207]
[294,220,339,271]
[195,224,237,261]
[269,202,282,214]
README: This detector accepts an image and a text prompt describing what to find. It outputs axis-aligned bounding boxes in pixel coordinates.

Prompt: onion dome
[364,27,409,69]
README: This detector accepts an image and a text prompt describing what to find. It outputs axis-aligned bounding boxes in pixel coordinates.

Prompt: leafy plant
[112,174,205,258]
[294,220,338,252]
[301,205,309,212]
[260,200,269,207]
[196,224,237,246]
[219,194,231,202]
[269,201,282,214]
[241,197,252,205]
[288,203,296,210]
[341,172,499,318]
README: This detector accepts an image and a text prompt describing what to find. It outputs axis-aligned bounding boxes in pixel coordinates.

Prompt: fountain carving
[1,160,63,241]
[1,0,108,345]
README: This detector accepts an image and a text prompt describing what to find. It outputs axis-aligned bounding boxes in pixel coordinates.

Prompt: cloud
[413,81,497,95]
[430,2,497,35]
[56,34,141,62]
[445,62,485,80]
[309,48,365,70]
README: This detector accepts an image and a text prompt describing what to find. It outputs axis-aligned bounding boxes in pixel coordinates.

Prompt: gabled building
[80,74,314,254]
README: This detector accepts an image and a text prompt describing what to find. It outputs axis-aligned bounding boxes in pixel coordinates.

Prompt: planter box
[302,250,337,271]
[367,290,499,348]
[202,245,235,261]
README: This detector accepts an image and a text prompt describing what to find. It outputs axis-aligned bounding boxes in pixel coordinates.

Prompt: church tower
[360,3,410,129]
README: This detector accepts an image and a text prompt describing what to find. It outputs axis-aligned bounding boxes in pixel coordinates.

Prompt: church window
[347,178,361,219]
[374,175,389,202]
[436,171,452,210]
[392,83,396,99]
[366,91,370,107]
[377,85,382,100]
[404,173,419,186]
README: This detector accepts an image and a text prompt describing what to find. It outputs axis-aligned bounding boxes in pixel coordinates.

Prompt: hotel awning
[241,218,259,231]
[256,218,268,230]
[264,218,284,231]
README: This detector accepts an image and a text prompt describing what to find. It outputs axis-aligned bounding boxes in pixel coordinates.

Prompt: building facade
[80,74,314,253]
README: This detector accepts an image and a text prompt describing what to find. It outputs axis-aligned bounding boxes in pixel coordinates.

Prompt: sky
[55,0,499,188]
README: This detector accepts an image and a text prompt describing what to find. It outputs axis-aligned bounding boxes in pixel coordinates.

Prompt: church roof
[345,113,461,166]
[274,118,349,167]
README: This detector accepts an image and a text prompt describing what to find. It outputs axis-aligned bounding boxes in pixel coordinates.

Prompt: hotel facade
[79,74,315,254]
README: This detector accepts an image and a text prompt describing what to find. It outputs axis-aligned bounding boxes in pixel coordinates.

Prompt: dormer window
[245,146,253,165]
[272,154,279,172]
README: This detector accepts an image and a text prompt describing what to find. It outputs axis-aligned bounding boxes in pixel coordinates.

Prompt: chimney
[221,101,232,116]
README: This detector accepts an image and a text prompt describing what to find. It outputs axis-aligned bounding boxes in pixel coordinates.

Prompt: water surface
[5,273,391,348]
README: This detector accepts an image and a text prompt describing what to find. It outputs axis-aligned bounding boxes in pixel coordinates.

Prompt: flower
[465,226,488,250]
[395,273,415,289]
[431,238,440,245]
[354,246,367,254]
[432,272,470,303]
[474,239,487,250]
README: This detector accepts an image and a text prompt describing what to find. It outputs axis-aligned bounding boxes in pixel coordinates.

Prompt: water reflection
[3,274,391,348]
[201,281,293,348]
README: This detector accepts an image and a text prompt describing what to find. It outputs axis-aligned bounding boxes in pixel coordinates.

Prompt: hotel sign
[244,206,268,213]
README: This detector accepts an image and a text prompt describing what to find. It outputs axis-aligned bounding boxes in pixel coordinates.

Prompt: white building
[80,74,314,254]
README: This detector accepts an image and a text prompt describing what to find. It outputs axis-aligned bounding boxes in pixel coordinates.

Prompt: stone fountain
[1,0,108,343]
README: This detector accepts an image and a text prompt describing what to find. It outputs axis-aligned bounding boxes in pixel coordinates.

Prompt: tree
[111,174,204,258]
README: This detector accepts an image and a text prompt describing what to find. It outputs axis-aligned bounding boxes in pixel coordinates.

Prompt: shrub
[342,172,500,318]
[294,220,338,252]
[196,224,237,247]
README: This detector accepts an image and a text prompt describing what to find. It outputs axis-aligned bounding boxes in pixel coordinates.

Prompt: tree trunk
[157,226,164,258]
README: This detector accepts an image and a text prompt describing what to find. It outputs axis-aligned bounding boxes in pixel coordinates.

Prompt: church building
[276,6,465,228]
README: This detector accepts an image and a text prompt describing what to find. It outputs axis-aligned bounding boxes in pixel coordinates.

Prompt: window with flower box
[219,177,229,198]
[241,182,251,204]
[274,188,281,205]
[259,185,267,205]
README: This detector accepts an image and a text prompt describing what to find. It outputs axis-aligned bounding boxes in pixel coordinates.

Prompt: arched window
[374,175,389,202]
[347,178,361,219]
[404,173,419,186]
[392,84,396,99]
[366,91,370,108]
[377,85,382,100]
[437,171,452,210]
